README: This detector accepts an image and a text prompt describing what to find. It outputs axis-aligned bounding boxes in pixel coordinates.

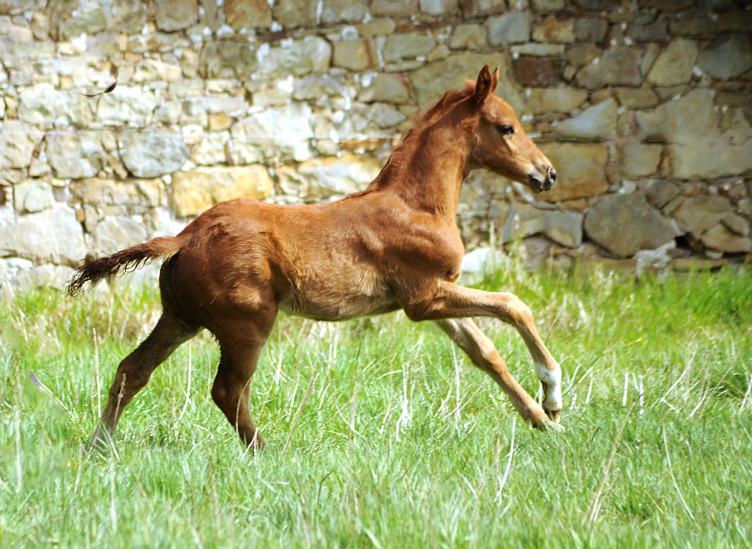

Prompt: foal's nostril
[548,167,557,182]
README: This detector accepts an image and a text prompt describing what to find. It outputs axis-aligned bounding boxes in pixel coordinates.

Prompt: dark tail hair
[66,236,183,296]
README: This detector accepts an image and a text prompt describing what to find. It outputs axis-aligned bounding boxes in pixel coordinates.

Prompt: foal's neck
[370,115,471,218]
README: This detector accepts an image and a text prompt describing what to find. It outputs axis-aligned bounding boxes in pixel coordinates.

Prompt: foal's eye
[496,124,514,136]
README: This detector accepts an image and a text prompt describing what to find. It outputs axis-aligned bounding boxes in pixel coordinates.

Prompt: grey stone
[667,139,752,180]
[119,130,189,178]
[666,195,732,238]
[13,179,53,213]
[575,47,643,90]
[646,39,698,87]
[613,142,662,179]
[642,180,679,209]
[635,89,717,144]
[574,18,608,43]
[371,0,419,17]
[487,12,531,46]
[613,88,659,110]
[257,38,331,77]
[627,19,669,43]
[525,88,588,115]
[225,0,272,30]
[321,0,368,24]
[9,265,74,293]
[199,41,257,79]
[503,204,583,248]
[358,74,411,104]
[383,34,437,63]
[697,35,752,82]
[584,192,676,258]
[92,216,149,255]
[0,207,86,265]
[0,121,43,170]
[449,24,487,50]
[47,131,107,179]
[154,0,199,31]
[555,98,617,140]
[70,178,163,208]
[368,103,407,128]
[421,0,459,15]
[276,154,380,199]
[231,103,314,163]
[701,223,752,254]
[105,0,148,33]
[96,87,159,127]
[18,87,91,127]
[273,0,318,29]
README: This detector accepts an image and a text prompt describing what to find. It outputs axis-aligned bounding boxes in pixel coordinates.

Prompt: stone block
[627,19,669,43]
[503,204,583,248]
[584,192,676,257]
[119,130,190,179]
[199,41,257,79]
[449,24,487,50]
[533,16,574,44]
[170,165,273,217]
[356,19,397,37]
[71,178,163,208]
[511,44,565,56]
[273,0,318,28]
[697,35,752,82]
[13,179,53,213]
[531,0,565,9]
[554,98,617,140]
[96,86,159,126]
[613,88,659,110]
[154,0,199,31]
[642,179,679,209]
[18,87,91,128]
[646,39,698,87]
[459,0,506,17]
[225,0,272,30]
[667,139,752,180]
[574,18,608,43]
[0,207,86,265]
[371,0,419,17]
[92,216,149,255]
[575,47,643,90]
[231,103,314,163]
[383,33,437,63]
[321,0,368,24]
[0,121,43,170]
[612,142,662,179]
[635,89,717,144]
[488,11,530,46]
[525,88,588,114]
[276,154,380,199]
[47,131,106,179]
[668,195,731,237]
[333,39,376,71]
[358,74,411,104]
[257,38,331,77]
[701,223,752,253]
[538,142,608,202]
[421,0,459,15]
[293,76,344,101]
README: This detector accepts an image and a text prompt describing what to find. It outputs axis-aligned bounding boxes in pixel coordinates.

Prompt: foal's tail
[66,236,185,296]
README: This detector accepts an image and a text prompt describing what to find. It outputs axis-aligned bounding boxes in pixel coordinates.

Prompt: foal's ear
[472,65,499,105]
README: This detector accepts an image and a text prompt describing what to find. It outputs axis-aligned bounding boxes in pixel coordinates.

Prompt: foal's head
[464,65,557,193]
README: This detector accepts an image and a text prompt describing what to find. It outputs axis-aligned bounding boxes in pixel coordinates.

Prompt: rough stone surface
[555,98,617,140]
[371,0,419,17]
[119,130,189,178]
[576,47,643,89]
[513,56,563,87]
[525,88,588,114]
[0,207,86,265]
[257,38,331,77]
[584,192,676,257]
[277,155,381,200]
[358,74,411,104]
[13,179,53,213]
[613,142,662,179]
[321,0,368,24]
[225,0,272,30]
[92,216,149,255]
[272,0,318,29]
[170,165,274,217]
[538,143,609,202]
[697,35,752,82]
[503,204,583,248]
[18,87,90,127]
[533,16,575,44]
[700,223,752,254]
[0,121,43,170]
[70,178,163,209]
[96,87,159,127]
[667,139,752,180]
[635,89,716,144]
[232,103,314,163]
[487,12,531,46]
[383,34,437,63]
[450,24,487,50]
[154,0,199,31]
[459,0,506,17]
[646,39,698,87]
[47,132,107,179]
[333,40,376,71]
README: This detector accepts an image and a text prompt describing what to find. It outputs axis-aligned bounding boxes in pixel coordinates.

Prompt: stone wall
[1,0,751,295]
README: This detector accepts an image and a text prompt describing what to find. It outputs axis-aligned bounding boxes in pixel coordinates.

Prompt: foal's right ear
[473,65,498,105]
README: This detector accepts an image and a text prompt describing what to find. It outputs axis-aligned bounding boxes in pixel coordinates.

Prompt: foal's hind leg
[90,311,199,448]
[210,315,276,449]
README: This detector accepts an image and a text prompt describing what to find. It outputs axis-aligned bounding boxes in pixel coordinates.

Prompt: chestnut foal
[68,65,562,449]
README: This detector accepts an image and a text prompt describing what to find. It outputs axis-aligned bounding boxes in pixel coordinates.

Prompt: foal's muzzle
[529,166,557,193]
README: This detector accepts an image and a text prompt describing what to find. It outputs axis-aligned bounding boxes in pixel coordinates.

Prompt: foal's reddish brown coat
[69,66,562,448]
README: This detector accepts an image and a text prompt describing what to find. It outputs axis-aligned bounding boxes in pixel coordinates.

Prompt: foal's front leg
[405,281,563,426]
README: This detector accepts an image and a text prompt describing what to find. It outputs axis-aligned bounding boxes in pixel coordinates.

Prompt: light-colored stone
[450,24,487,50]
[533,16,575,44]
[575,47,643,90]
[635,89,717,144]
[613,88,659,110]
[13,179,53,213]
[584,192,676,258]
[92,216,149,255]
[555,98,617,140]
[487,12,531,46]
[225,0,272,30]
[273,0,318,29]
[358,74,411,104]
[421,0,459,15]
[371,0,419,17]
[96,87,159,127]
[667,138,752,181]
[666,195,731,238]
[231,103,314,163]
[538,143,608,202]
[368,103,407,128]
[9,265,74,293]
[119,130,189,178]
[383,34,437,63]
[646,39,698,87]
[18,87,91,127]
[293,76,343,101]
[333,40,376,71]
[525,88,588,114]
[276,155,380,199]
[0,207,86,265]
[613,142,662,179]
[154,0,199,31]
[0,121,43,170]
[131,59,182,83]
[257,38,331,77]
[47,131,106,179]
[700,222,752,253]
[321,0,368,24]
[170,165,274,217]
[502,204,583,248]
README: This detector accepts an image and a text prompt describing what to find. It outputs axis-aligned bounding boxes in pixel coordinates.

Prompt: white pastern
[535,361,562,411]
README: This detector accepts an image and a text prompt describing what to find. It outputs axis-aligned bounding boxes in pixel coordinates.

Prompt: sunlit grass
[1,265,751,547]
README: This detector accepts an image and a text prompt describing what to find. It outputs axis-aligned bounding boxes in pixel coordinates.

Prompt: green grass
[1,264,752,548]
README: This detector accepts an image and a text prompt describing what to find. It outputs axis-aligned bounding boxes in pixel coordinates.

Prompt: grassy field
[1,262,751,548]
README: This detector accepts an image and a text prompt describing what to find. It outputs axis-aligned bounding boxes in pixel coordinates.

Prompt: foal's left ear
[473,65,499,105]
